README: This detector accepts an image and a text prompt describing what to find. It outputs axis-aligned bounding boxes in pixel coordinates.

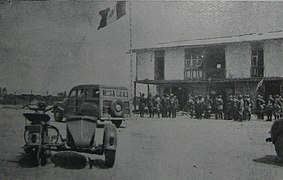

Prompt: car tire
[54,108,63,122]
[110,100,125,117]
[111,120,122,128]
[275,133,283,159]
[39,148,47,166]
[105,150,116,168]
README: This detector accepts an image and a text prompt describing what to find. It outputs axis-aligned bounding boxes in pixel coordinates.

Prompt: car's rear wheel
[54,108,63,122]
[111,120,122,128]
[105,150,116,168]
[275,133,283,159]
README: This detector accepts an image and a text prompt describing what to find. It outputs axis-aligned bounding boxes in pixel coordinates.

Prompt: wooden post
[134,81,137,111]
[147,83,150,95]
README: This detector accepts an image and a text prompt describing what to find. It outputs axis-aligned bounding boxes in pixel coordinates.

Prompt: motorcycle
[266,118,283,159]
[22,101,117,167]
[22,101,59,166]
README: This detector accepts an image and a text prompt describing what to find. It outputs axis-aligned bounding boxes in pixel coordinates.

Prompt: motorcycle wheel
[275,133,283,159]
[39,148,47,166]
[33,147,47,166]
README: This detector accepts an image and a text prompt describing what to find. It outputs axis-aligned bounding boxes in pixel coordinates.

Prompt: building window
[154,50,165,80]
[185,48,205,79]
[251,43,264,77]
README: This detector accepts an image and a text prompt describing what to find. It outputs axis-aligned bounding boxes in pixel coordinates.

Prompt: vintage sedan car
[53,84,130,128]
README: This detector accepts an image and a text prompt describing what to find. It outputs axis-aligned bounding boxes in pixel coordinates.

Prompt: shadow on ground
[14,153,39,168]
[253,155,283,167]
[9,151,110,169]
[51,151,109,169]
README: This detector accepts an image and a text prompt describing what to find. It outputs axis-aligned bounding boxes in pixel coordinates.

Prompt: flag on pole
[255,78,264,92]
[98,1,126,30]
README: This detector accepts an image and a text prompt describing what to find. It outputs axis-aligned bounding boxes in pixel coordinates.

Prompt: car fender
[271,118,283,144]
[103,123,117,150]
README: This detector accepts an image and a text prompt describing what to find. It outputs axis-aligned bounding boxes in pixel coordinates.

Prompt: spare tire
[110,100,125,117]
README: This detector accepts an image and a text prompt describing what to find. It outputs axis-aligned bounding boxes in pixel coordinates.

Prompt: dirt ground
[1,105,283,180]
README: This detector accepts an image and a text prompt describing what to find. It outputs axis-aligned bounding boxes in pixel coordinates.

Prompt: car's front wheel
[275,133,283,159]
[105,150,116,168]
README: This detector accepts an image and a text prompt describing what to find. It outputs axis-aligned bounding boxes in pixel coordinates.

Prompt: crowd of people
[138,93,283,121]
[139,93,179,118]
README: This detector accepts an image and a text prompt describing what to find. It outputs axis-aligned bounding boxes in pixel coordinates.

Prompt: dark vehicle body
[23,102,118,167]
[266,118,283,158]
[54,84,130,128]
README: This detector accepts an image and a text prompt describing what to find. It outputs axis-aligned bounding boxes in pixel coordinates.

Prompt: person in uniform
[186,94,195,118]
[161,94,167,118]
[215,95,224,119]
[279,96,283,118]
[147,93,155,118]
[237,95,244,121]
[243,94,252,120]
[139,93,146,117]
[173,96,179,118]
[266,95,274,121]
[255,95,265,120]
[195,95,205,119]
[232,95,238,121]
[226,95,233,120]
[204,95,213,119]
[154,94,161,118]
[274,95,282,120]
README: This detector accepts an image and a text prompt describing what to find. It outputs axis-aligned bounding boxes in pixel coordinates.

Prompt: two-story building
[132,31,283,110]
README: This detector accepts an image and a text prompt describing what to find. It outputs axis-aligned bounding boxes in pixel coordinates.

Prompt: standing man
[173,96,179,118]
[147,93,155,118]
[266,95,274,121]
[237,95,244,121]
[161,94,167,118]
[274,95,282,120]
[168,94,175,118]
[186,94,195,118]
[255,95,265,120]
[215,95,224,119]
[139,93,146,117]
[155,94,161,118]
[279,95,283,118]
[204,95,213,119]
[226,95,233,120]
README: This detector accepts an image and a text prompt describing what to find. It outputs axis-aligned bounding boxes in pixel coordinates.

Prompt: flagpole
[129,0,134,109]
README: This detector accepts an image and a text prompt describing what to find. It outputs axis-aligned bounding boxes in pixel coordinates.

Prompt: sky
[1,1,283,95]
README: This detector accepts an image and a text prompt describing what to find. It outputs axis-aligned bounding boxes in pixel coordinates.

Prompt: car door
[66,89,77,115]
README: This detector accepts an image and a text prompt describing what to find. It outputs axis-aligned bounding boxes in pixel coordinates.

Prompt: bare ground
[0,105,283,180]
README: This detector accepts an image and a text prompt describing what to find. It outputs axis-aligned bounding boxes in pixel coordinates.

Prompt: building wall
[136,51,156,95]
[225,42,251,78]
[264,39,283,77]
[136,51,155,80]
[164,48,185,80]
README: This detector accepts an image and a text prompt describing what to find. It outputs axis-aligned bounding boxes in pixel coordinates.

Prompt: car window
[69,90,76,98]
[91,89,100,98]
[123,91,129,97]
[116,90,123,97]
[103,89,115,97]
[78,89,85,99]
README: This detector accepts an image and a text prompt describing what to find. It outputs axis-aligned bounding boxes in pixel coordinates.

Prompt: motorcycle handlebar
[22,104,54,113]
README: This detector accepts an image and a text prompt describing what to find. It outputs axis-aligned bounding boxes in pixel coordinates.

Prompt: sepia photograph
[1,0,283,179]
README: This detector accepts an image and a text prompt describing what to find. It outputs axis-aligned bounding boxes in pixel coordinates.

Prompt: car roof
[70,84,128,91]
